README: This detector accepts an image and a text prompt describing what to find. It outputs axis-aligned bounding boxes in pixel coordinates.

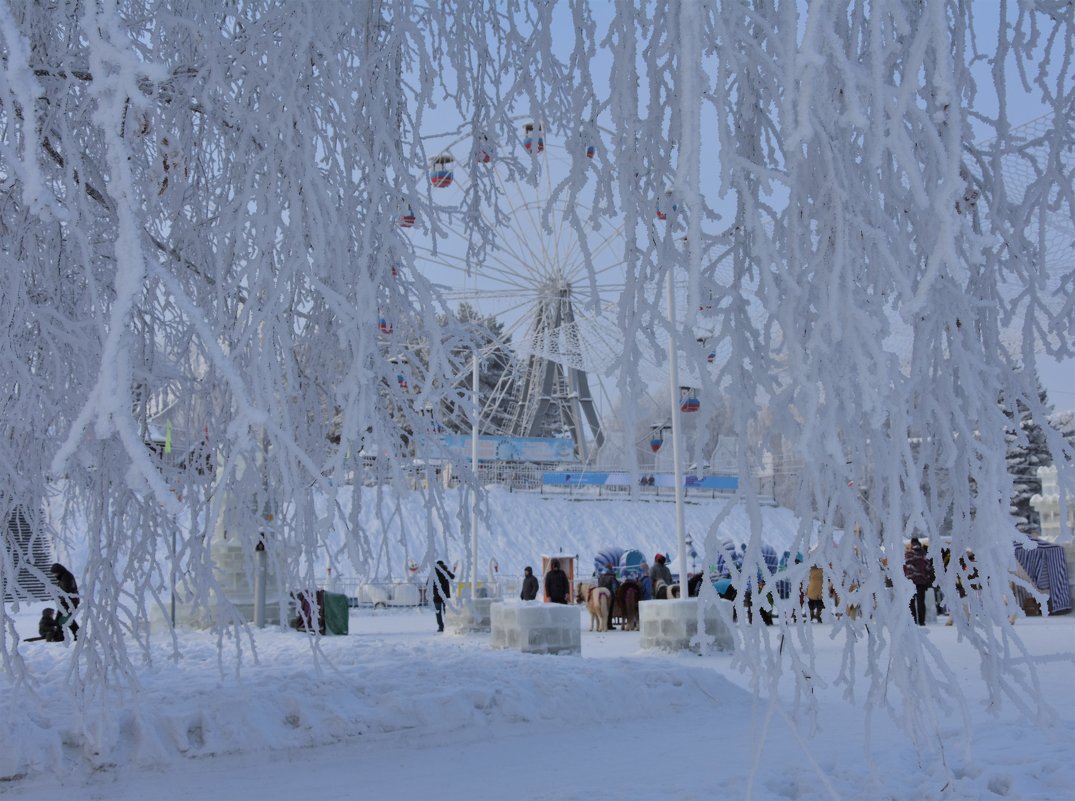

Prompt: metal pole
[254,540,266,628]
[666,269,689,599]
[471,349,479,603]
[170,526,176,627]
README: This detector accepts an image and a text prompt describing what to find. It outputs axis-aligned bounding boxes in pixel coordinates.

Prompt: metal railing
[325,576,528,608]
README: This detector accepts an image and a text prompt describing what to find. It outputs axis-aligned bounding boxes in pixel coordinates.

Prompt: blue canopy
[713,541,781,590]
[618,549,646,580]
[760,543,779,575]
[594,547,649,580]
[714,540,742,578]
[594,547,624,576]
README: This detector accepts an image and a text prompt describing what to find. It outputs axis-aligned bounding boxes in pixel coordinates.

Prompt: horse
[615,580,641,631]
[578,582,611,631]
[688,573,705,597]
[654,579,680,600]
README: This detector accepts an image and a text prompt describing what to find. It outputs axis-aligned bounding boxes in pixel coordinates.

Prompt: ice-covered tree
[0,0,1072,779]
[1004,387,1053,534]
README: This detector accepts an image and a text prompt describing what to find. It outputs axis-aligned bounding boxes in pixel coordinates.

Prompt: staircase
[3,506,54,602]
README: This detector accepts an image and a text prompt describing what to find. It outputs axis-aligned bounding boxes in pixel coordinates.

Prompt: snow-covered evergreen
[1005,388,1054,534]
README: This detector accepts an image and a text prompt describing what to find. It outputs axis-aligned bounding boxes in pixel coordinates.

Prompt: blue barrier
[543,471,738,490]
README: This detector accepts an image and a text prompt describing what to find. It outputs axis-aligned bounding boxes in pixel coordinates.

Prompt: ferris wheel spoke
[563,262,630,311]
[424,159,542,289]
[555,225,627,295]
[411,244,479,275]
[491,162,560,283]
[584,221,631,264]
[543,161,576,279]
[439,288,524,304]
[468,191,555,285]
[413,238,534,295]
[479,227,549,284]
[469,255,540,293]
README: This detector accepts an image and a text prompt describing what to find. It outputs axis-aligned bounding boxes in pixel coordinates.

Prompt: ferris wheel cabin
[429,154,454,188]
[522,121,545,154]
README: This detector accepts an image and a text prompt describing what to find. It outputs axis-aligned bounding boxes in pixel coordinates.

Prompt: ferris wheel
[405,122,635,463]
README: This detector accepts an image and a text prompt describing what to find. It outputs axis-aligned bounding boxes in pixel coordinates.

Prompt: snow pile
[0,614,743,782]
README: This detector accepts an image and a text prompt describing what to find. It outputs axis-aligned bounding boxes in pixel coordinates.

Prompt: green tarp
[323,591,349,635]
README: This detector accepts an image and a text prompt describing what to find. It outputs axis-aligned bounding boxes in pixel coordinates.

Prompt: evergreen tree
[1005,389,1054,535]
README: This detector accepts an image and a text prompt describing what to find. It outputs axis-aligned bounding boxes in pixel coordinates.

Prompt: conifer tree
[1005,389,1054,535]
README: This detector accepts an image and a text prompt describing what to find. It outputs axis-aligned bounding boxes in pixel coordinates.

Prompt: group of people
[37,562,80,642]
[534,551,675,614]
[801,538,941,626]
[432,541,946,632]
[428,558,564,632]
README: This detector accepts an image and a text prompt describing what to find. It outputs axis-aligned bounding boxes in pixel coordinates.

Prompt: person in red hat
[649,553,673,590]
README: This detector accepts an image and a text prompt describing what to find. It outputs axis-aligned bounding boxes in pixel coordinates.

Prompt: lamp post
[470,349,480,603]
[666,268,689,600]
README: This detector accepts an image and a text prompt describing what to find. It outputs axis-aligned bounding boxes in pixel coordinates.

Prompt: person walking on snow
[903,538,935,626]
[432,560,454,632]
[806,565,825,622]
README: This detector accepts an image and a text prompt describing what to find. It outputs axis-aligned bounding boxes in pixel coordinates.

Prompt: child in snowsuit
[38,608,64,642]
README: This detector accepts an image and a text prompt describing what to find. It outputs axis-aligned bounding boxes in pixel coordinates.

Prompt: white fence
[327,575,527,608]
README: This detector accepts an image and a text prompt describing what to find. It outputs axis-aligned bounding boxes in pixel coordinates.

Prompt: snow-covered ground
[3,491,1074,801]
[2,605,1073,801]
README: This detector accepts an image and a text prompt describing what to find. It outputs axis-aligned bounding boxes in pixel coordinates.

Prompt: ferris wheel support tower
[507,284,605,463]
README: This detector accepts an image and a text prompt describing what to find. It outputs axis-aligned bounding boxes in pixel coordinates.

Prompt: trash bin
[323,591,349,635]
[292,589,349,635]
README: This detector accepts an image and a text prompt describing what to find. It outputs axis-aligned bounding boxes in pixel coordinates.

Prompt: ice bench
[446,597,494,633]
[490,601,581,655]
[639,598,734,653]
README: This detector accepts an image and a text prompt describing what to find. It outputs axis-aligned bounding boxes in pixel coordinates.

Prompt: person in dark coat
[544,558,569,604]
[597,563,619,629]
[49,563,80,640]
[650,553,673,588]
[520,566,539,601]
[638,562,654,601]
[903,538,935,626]
[432,560,454,632]
[38,608,64,642]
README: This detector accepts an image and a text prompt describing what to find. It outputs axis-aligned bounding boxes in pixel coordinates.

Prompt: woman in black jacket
[50,562,80,639]
[432,560,454,632]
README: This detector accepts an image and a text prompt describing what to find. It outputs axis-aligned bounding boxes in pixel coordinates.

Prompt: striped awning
[1014,541,1072,614]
